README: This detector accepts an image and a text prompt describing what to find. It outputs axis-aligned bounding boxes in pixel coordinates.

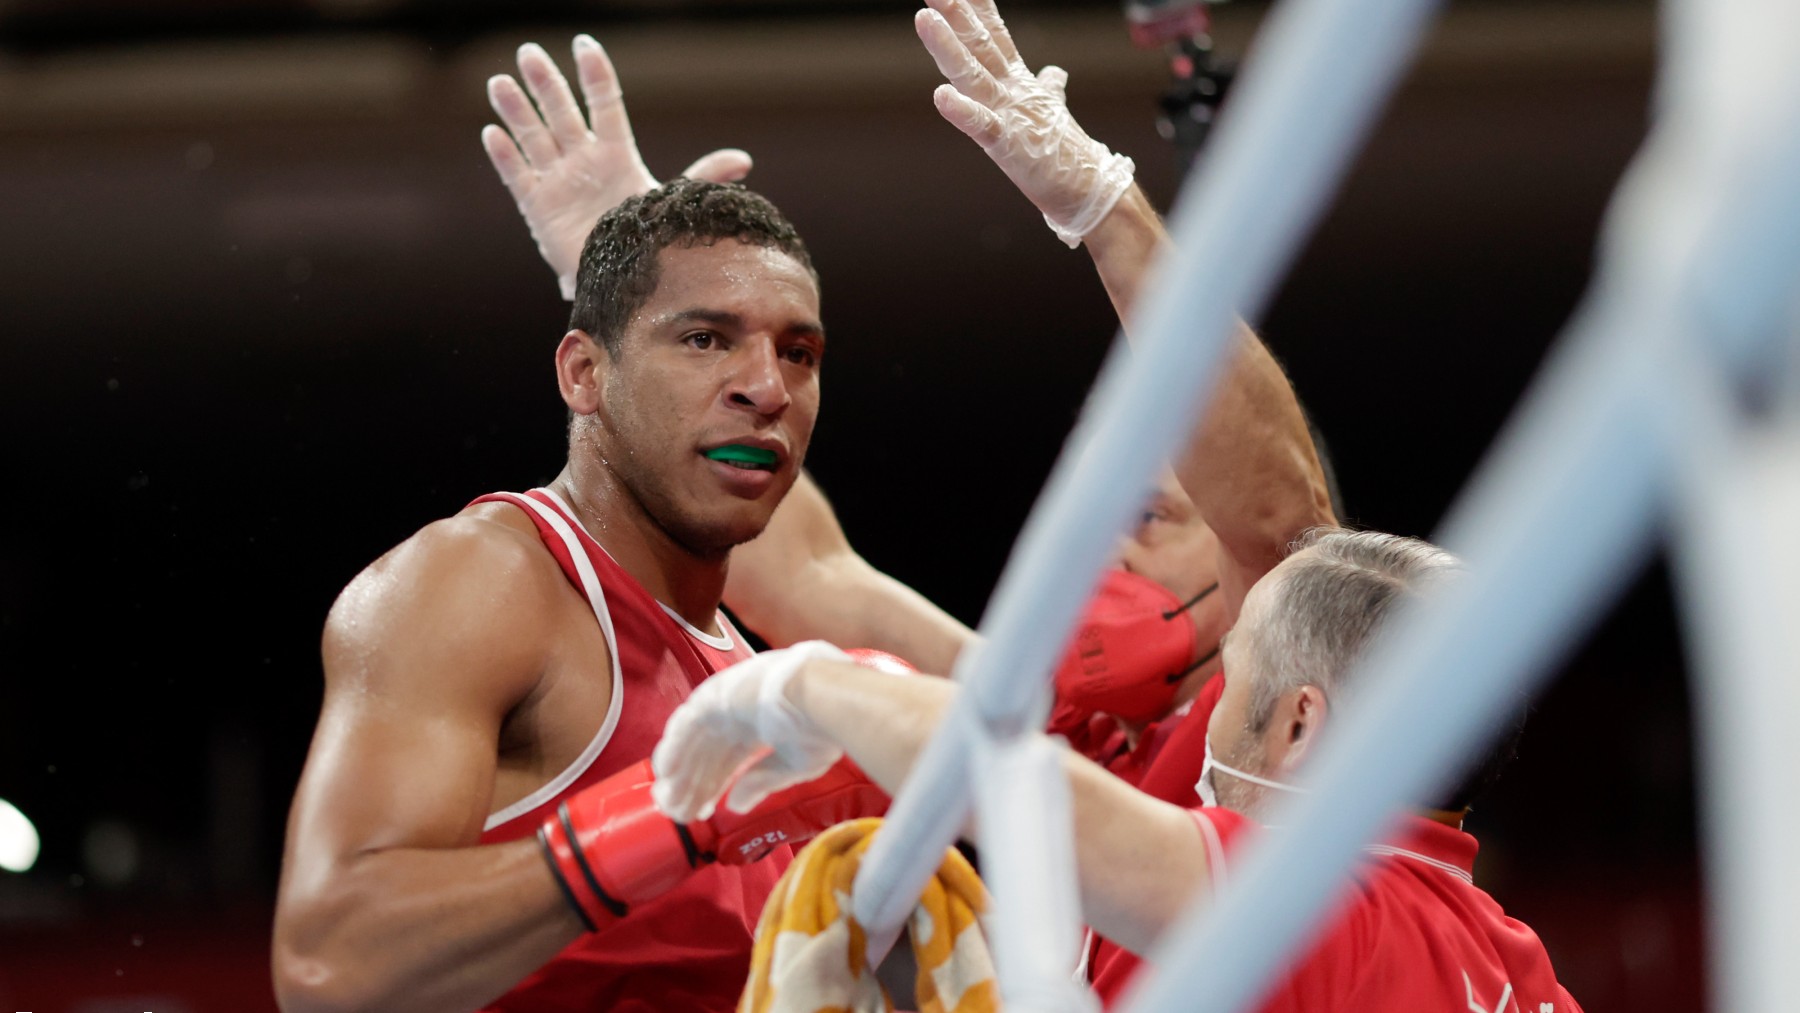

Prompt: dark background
[0,0,1702,1009]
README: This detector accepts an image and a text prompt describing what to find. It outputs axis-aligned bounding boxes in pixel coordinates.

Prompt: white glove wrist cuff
[752,641,846,747]
[754,661,813,746]
[1045,151,1136,249]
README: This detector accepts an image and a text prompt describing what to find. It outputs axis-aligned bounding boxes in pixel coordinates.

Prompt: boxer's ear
[557,329,605,415]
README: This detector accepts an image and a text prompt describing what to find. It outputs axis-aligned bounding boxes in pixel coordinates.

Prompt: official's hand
[651,641,852,823]
[482,36,754,299]
[914,0,1135,247]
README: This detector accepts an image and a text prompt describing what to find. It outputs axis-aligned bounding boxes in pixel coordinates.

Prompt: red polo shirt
[1089,808,1582,1012]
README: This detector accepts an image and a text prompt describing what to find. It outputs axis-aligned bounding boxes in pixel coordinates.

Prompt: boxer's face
[588,240,823,557]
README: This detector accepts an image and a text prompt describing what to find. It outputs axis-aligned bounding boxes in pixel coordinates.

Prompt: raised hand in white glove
[651,641,851,824]
[914,0,1135,248]
[482,36,754,300]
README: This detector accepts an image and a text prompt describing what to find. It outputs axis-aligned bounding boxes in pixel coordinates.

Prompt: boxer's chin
[664,496,783,560]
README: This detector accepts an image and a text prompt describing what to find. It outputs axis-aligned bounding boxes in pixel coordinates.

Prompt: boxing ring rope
[1657,5,1800,1007]
[853,0,1800,1009]
[1669,347,1800,1013]
[1120,37,1800,1011]
[1128,5,1800,1012]
[851,0,1447,996]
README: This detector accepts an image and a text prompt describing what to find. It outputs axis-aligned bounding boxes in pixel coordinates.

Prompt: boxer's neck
[550,462,728,635]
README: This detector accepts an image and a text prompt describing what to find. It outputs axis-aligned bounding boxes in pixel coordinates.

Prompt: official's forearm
[789,659,957,796]
[1064,755,1210,955]
[789,658,1208,956]
[1085,187,1334,598]
[275,838,581,1013]
[1174,329,1336,588]
[1083,185,1168,333]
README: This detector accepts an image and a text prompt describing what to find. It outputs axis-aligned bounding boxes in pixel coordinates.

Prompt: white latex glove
[914,0,1135,248]
[651,641,852,823]
[481,35,755,299]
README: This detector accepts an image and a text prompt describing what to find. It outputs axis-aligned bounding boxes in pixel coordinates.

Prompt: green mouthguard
[704,445,778,466]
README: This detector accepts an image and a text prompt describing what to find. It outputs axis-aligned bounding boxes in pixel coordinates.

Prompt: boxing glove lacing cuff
[674,823,713,867]
[537,826,599,933]
[558,803,630,919]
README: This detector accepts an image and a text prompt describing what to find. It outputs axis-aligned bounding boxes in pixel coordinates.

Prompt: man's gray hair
[1241,528,1461,732]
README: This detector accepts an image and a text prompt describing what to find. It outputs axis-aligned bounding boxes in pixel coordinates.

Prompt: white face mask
[1196,734,1306,808]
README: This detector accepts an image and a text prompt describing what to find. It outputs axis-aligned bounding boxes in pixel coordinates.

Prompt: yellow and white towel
[739,818,1000,1013]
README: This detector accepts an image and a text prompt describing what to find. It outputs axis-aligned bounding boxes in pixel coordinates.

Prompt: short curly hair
[569,178,818,357]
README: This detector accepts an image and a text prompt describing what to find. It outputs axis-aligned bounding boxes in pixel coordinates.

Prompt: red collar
[1361,815,1479,883]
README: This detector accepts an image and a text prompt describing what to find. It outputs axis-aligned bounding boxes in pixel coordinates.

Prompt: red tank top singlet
[471,488,787,1013]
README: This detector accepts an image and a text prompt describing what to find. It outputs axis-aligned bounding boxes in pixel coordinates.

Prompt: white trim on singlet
[1363,844,1476,884]
[482,491,625,832]
[535,487,738,652]
[658,602,736,651]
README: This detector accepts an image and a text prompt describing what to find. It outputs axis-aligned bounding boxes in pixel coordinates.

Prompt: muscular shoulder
[322,503,566,712]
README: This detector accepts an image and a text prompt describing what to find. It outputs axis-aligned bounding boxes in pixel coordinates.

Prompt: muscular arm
[725,471,974,674]
[785,658,1210,954]
[274,516,588,1013]
[1084,187,1337,616]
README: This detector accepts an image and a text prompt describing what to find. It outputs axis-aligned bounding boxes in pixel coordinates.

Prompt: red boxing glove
[538,755,889,932]
[536,760,682,932]
[693,756,890,865]
[841,647,918,676]
[539,647,913,932]
[1053,568,1211,724]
